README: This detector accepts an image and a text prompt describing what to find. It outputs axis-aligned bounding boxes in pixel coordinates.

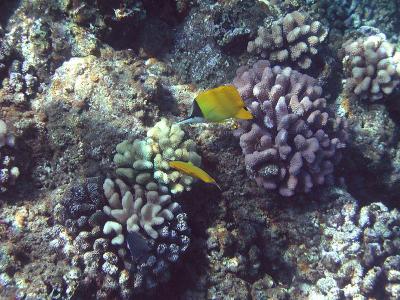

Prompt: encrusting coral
[114,118,202,194]
[342,33,400,101]
[232,60,348,197]
[247,10,328,70]
[308,201,400,299]
[0,119,19,193]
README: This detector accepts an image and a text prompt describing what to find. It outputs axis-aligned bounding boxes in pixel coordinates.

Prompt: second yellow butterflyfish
[169,161,221,190]
[177,85,253,125]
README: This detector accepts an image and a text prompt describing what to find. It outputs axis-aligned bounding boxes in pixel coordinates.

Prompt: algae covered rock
[114,118,202,194]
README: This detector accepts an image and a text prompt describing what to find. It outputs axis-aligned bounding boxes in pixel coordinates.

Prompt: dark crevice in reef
[0,0,18,28]
[149,183,221,299]
[95,0,185,55]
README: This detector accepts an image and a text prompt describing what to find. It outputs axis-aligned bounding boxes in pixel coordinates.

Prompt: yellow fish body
[169,161,221,190]
[178,85,253,124]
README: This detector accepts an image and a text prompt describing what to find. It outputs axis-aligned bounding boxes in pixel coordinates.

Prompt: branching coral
[342,33,400,101]
[232,60,348,196]
[52,176,190,298]
[114,118,202,194]
[103,178,179,240]
[247,11,328,70]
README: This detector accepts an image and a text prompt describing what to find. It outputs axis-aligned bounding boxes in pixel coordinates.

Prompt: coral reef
[1,59,38,105]
[169,0,266,87]
[2,0,400,299]
[342,33,400,101]
[0,2,99,92]
[52,176,190,298]
[232,60,348,196]
[247,10,328,69]
[114,118,202,194]
[31,52,163,188]
[300,194,400,299]
[201,187,400,299]
[53,177,105,235]
[310,0,399,41]
[0,119,19,192]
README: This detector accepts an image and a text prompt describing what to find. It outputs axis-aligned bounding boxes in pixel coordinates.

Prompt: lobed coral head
[233,60,348,197]
[247,11,328,70]
[342,34,400,101]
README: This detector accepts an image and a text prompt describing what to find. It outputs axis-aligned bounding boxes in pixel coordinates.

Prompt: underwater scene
[0,0,400,299]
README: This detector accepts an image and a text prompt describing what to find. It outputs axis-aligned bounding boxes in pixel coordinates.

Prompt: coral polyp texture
[0,119,19,192]
[232,60,348,197]
[308,200,400,299]
[114,118,202,194]
[247,11,328,70]
[342,34,400,101]
[52,177,190,298]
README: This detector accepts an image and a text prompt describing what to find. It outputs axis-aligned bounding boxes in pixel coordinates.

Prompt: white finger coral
[113,118,202,194]
[103,178,179,240]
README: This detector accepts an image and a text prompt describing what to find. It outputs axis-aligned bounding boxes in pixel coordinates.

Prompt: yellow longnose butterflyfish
[177,85,253,125]
[169,161,221,190]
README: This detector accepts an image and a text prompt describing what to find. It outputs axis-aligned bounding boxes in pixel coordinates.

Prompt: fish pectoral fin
[235,107,253,120]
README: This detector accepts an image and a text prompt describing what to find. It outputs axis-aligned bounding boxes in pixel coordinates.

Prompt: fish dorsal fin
[221,85,244,107]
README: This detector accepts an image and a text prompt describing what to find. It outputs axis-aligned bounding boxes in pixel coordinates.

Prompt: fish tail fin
[235,108,253,120]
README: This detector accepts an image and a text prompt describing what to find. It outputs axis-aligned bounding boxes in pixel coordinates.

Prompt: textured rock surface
[247,10,328,70]
[233,60,348,196]
[169,0,266,87]
[31,52,164,188]
[336,97,400,202]
[309,0,399,41]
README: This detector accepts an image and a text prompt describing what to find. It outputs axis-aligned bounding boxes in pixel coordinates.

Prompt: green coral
[114,118,202,194]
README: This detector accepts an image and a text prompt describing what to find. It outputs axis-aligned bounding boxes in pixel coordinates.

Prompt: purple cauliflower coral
[232,60,348,197]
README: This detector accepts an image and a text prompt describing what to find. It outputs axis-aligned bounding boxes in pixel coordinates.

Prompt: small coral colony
[2,6,400,299]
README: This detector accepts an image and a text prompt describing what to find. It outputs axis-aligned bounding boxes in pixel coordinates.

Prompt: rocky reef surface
[0,0,400,299]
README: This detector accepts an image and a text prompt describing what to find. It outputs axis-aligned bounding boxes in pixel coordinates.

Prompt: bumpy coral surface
[304,196,400,299]
[342,33,400,101]
[114,118,202,194]
[0,119,19,192]
[232,60,348,196]
[247,11,328,70]
[52,176,190,298]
